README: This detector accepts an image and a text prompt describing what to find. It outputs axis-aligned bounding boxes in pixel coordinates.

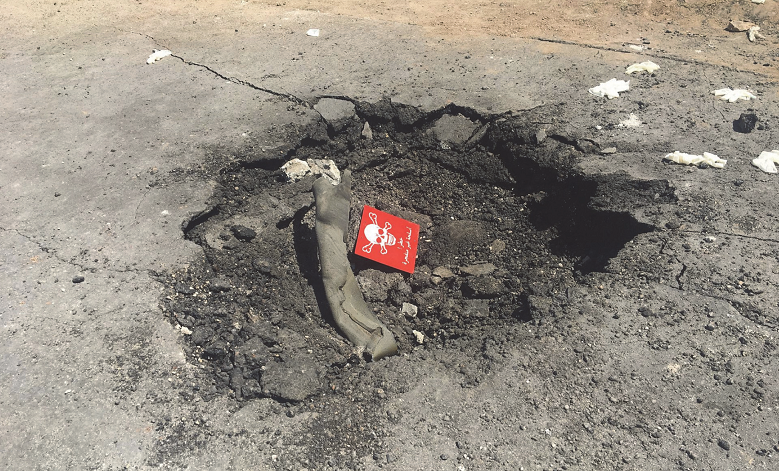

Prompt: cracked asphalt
[2,1,779,469]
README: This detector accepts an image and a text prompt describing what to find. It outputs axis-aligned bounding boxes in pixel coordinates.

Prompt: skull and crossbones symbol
[362,212,396,255]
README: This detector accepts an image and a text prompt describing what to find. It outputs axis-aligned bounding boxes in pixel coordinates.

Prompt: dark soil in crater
[156,99,680,468]
[160,99,672,398]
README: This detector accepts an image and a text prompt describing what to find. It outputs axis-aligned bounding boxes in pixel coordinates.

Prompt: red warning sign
[355,206,420,273]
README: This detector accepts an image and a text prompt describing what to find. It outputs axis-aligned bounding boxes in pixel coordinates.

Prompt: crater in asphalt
[160,98,674,405]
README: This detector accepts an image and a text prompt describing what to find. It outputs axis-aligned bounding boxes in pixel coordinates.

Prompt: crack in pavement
[125,29,311,107]
[170,54,311,107]
[0,226,146,276]
[680,229,779,244]
[530,37,776,78]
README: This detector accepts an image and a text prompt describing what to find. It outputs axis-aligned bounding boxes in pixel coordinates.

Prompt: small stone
[705,324,716,331]
[209,276,232,292]
[54,192,61,197]
[460,263,497,276]
[361,121,373,140]
[665,220,681,230]
[175,282,195,295]
[462,276,505,298]
[704,236,717,243]
[72,275,85,283]
[231,225,257,241]
[489,239,506,254]
[440,453,449,461]
[180,326,193,335]
[600,147,618,155]
[534,129,547,144]
[432,266,455,279]
[733,113,758,133]
[401,302,418,318]
[412,330,425,344]
[718,439,731,451]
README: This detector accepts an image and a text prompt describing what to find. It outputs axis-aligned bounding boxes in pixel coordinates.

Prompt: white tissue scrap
[146,49,172,64]
[664,151,726,169]
[712,88,756,102]
[752,150,779,174]
[589,79,630,99]
[625,61,660,74]
[281,158,341,184]
[306,29,320,37]
[618,113,642,128]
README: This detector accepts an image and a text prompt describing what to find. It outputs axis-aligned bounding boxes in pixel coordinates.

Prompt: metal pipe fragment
[313,171,398,360]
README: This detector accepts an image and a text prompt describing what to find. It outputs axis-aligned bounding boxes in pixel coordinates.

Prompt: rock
[460,262,497,276]
[260,356,320,402]
[307,159,341,185]
[534,129,547,144]
[430,114,479,147]
[412,330,425,344]
[600,147,617,154]
[489,239,506,254]
[718,439,731,451]
[281,158,311,182]
[314,98,355,132]
[432,266,455,279]
[231,225,257,241]
[462,299,490,318]
[209,276,232,292]
[462,276,506,298]
[175,282,195,295]
[191,326,215,346]
[733,113,758,133]
[361,121,373,140]
[401,302,418,318]
[72,275,85,283]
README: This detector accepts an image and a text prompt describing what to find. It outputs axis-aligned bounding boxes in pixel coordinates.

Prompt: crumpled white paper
[146,49,172,64]
[625,61,660,74]
[752,150,779,174]
[589,79,630,99]
[281,158,341,184]
[306,29,320,37]
[712,88,756,102]
[664,151,727,169]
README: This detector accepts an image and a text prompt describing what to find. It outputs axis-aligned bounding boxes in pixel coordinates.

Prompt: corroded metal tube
[313,171,398,360]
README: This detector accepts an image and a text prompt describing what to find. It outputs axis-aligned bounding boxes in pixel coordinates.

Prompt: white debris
[146,49,172,64]
[281,158,311,182]
[180,326,193,335]
[627,44,645,51]
[618,113,642,128]
[625,61,660,74]
[704,236,717,243]
[412,330,425,344]
[712,88,756,102]
[752,150,779,174]
[748,26,764,42]
[664,151,727,169]
[280,158,341,184]
[752,0,765,3]
[589,79,630,99]
[401,302,418,318]
[306,29,320,37]
[307,159,341,184]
